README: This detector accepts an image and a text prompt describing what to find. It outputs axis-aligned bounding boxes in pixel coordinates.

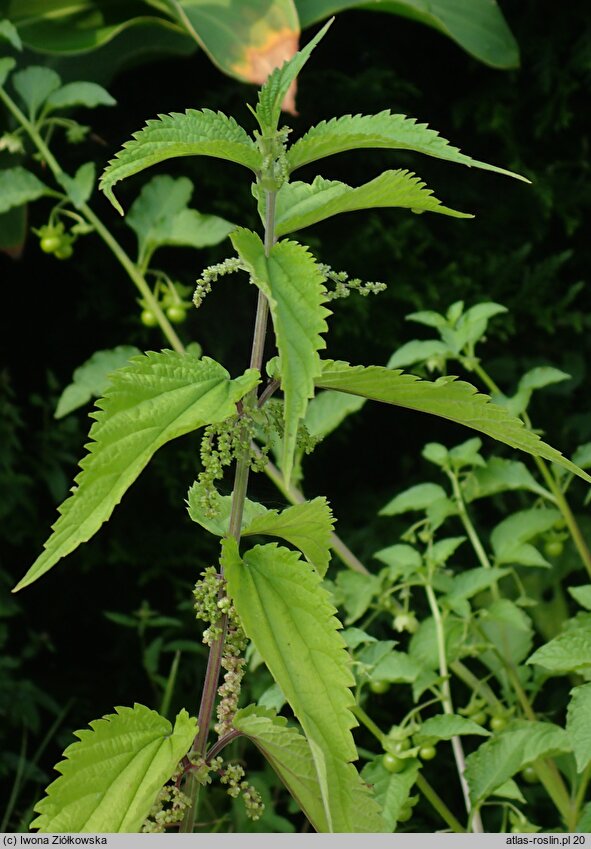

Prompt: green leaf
[45,81,116,112]
[222,539,385,832]
[274,170,471,237]
[490,508,560,568]
[100,110,261,214]
[499,367,571,417]
[255,18,332,132]
[464,721,571,804]
[243,497,334,576]
[31,704,196,833]
[429,536,465,566]
[445,567,510,603]
[577,802,591,833]
[335,571,381,624]
[0,20,21,51]
[314,361,591,484]
[409,616,468,670]
[373,543,422,581]
[287,110,527,180]
[371,650,421,684]
[55,345,142,419]
[59,162,96,209]
[388,339,452,370]
[231,229,330,482]
[0,166,53,214]
[415,714,491,742]
[0,204,27,257]
[0,57,16,87]
[462,457,550,503]
[569,585,591,611]
[14,353,259,591]
[12,65,61,117]
[566,684,591,773]
[573,443,591,470]
[304,389,365,439]
[126,174,235,263]
[527,622,591,676]
[187,484,267,536]
[380,482,447,516]
[361,757,419,831]
[296,0,519,69]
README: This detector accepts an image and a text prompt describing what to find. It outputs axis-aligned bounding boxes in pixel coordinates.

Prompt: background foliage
[1,0,590,830]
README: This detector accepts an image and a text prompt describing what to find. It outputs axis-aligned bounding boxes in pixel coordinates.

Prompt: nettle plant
[10,22,591,833]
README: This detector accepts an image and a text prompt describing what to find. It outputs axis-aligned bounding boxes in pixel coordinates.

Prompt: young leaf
[361,757,420,832]
[231,229,330,482]
[0,167,53,214]
[0,20,22,51]
[444,567,510,603]
[462,457,550,503]
[287,110,528,182]
[45,81,116,112]
[566,684,591,773]
[380,482,447,516]
[387,339,452,370]
[568,585,591,611]
[304,390,365,440]
[14,353,258,591]
[415,714,491,742]
[59,162,96,209]
[187,484,268,536]
[274,170,471,236]
[126,174,235,264]
[222,539,385,832]
[490,508,560,568]
[99,110,262,214]
[464,721,571,804]
[255,18,332,133]
[55,345,142,419]
[12,66,61,117]
[31,704,196,833]
[314,361,591,484]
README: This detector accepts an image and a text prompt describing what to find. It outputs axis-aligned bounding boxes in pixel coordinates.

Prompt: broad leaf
[12,65,61,117]
[0,20,21,50]
[274,170,470,237]
[231,229,330,482]
[45,81,116,112]
[287,110,527,181]
[314,361,591,484]
[569,585,591,611]
[361,757,419,832]
[527,621,591,676]
[464,721,571,804]
[490,508,560,568]
[444,567,510,603]
[304,389,365,439]
[0,167,53,214]
[566,684,591,773]
[380,482,447,516]
[462,457,550,503]
[14,353,258,591]
[100,110,261,214]
[296,0,519,68]
[222,540,385,832]
[234,706,384,832]
[388,339,452,370]
[255,18,332,132]
[55,346,141,419]
[32,704,196,833]
[59,162,96,209]
[415,714,491,743]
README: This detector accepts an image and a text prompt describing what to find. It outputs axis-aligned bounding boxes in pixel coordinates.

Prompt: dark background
[1,0,590,829]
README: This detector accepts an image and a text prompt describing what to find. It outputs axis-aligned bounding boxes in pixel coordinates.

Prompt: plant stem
[472,361,591,578]
[0,87,184,354]
[424,583,483,833]
[180,189,277,832]
[351,705,465,833]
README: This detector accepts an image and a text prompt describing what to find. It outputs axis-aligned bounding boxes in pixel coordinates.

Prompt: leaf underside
[14,352,258,592]
[314,361,591,484]
[32,704,196,833]
[274,170,470,236]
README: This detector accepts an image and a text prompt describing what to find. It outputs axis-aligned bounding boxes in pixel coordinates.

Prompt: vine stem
[424,583,484,833]
[180,189,277,832]
[0,86,185,355]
